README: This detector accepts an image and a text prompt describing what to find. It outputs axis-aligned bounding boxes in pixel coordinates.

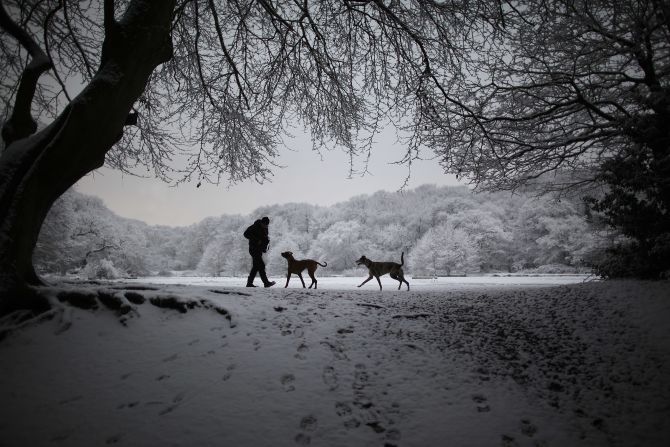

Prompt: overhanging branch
[0,1,54,146]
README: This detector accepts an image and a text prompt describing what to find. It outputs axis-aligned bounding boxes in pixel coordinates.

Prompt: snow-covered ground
[121,274,594,290]
[1,278,669,447]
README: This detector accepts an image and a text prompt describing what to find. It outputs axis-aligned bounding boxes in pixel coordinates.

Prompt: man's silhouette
[243,216,275,287]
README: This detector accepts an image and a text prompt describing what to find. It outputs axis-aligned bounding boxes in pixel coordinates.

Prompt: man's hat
[261,216,270,224]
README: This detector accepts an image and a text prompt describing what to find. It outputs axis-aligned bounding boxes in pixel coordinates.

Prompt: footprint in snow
[472,393,487,403]
[320,340,348,360]
[520,419,538,437]
[295,414,318,445]
[335,401,352,416]
[105,433,123,444]
[299,415,318,431]
[322,366,339,391]
[162,353,178,362]
[223,363,236,381]
[337,326,354,336]
[117,401,140,409]
[472,393,490,412]
[353,363,369,390]
[281,373,296,392]
[366,421,386,433]
[158,392,185,416]
[500,434,519,447]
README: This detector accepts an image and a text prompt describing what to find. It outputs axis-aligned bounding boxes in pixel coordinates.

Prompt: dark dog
[356,252,410,291]
[280,251,327,289]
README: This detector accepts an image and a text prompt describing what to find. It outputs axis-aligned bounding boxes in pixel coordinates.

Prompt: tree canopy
[417,0,670,193]
[1,0,506,184]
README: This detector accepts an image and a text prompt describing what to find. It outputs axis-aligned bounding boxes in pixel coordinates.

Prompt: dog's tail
[400,252,404,266]
[317,261,328,267]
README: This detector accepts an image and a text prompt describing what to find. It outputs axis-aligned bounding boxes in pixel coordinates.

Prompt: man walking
[243,216,276,288]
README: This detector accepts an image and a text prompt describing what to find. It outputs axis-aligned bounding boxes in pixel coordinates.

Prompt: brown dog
[280,251,327,289]
[356,252,410,291]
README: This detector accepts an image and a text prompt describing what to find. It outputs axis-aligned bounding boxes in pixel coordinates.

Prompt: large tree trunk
[0,0,176,314]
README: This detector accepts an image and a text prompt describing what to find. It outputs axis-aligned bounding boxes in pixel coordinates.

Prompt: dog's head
[281,251,294,260]
[355,255,370,266]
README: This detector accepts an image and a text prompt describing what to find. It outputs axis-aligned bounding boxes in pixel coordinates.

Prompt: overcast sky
[76,127,464,226]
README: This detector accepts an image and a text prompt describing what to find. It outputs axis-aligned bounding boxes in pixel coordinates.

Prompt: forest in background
[34,185,608,279]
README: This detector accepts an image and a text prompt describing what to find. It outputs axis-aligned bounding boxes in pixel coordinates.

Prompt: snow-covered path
[1,280,669,446]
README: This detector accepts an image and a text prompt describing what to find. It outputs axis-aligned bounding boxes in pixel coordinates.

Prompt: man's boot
[260,271,275,288]
[246,274,257,287]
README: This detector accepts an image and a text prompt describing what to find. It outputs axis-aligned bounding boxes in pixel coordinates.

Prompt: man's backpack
[243,225,254,240]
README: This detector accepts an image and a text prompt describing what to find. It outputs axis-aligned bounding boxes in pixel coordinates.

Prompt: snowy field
[1,278,669,447]
[121,274,594,290]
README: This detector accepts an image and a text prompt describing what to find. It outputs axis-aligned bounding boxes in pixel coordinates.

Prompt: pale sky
[76,127,464,226]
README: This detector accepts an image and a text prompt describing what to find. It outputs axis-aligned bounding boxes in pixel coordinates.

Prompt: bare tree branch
[0,0,53,145]
[64,0,93,79]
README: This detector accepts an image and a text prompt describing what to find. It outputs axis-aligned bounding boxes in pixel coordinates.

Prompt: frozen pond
[123,274,596,291]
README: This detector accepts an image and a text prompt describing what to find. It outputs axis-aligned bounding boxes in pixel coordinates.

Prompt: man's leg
[247,252,259,287]
[255,253,275,288]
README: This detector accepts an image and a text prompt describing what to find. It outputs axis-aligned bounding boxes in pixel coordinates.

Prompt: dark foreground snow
[0,280,668,446]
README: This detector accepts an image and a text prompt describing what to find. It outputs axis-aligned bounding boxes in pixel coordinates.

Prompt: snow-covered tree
[449,206,513,271]
[197,229,248,276]
[410,223,479,276]
[310,220,369,272]
[34,185,602,279]
[82,258,123,280]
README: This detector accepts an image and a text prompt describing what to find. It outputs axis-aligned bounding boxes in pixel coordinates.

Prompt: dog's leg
[285,273,291,288]
[358,275,373,288]
[399,270,410,291]
[390,272,402,290]
[308,270,317,289]
[298,273,306,288]
[375,275,383,290]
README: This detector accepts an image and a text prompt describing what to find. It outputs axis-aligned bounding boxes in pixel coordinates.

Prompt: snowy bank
[0,279,668,446]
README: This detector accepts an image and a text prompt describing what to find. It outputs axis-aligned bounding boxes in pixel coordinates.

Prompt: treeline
[34,185,607,279]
